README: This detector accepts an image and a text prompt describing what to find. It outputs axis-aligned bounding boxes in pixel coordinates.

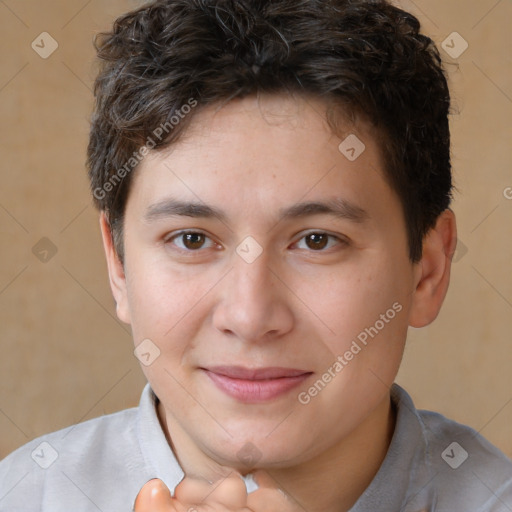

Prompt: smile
[201,366,313,403]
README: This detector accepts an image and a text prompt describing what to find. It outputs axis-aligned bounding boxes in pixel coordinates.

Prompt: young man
[1,0,511,511]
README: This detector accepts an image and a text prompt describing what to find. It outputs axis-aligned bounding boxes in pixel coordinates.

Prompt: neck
[157,393,396,512]
[264,395,396,511]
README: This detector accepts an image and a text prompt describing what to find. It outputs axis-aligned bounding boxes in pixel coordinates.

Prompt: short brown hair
[87,0,453,263]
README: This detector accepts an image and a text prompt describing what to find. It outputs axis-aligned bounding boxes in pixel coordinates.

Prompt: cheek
[296,254,410,370]
[125,259,232,385]
[127,267,207,395]
[124,258,199,347]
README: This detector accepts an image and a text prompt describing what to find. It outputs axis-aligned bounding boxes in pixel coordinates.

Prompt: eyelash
[164,230,348,254]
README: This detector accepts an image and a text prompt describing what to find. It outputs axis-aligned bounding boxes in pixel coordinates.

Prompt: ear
[99,212,132,324]
[409,209,457,328]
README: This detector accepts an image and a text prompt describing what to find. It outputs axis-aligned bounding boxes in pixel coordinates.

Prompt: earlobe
[408,209,457,328]
[99,212,132,325]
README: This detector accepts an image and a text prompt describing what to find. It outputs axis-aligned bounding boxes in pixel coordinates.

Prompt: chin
[205,430,316,471]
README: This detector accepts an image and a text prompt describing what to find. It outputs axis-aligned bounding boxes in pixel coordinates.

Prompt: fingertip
[134,478,172,511]
[149,478,171,499]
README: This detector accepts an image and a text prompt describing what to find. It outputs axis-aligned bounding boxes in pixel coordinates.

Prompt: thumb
[134,478,178,512]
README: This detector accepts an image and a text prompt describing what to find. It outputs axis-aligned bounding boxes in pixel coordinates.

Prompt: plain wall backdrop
[1,0,511,459]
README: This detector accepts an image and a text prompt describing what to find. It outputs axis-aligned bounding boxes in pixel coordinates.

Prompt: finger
[201,472,249,509]
[175,472,248,509]
[247,471,303,512]
[134,479,178,512]
[174,476,214,504]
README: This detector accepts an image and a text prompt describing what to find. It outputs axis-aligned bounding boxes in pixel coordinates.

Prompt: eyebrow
[143,197,369,225]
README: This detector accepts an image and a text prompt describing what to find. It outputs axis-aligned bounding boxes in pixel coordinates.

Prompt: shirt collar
[136,382,185,493]
[349,383,433,511]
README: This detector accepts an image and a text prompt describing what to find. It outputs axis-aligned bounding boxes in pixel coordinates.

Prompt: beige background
[0,0,511,460]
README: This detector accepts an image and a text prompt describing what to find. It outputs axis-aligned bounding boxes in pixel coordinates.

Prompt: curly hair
[87,0,453,263]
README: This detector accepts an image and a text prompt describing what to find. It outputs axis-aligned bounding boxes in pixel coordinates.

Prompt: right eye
[165,230,218,252]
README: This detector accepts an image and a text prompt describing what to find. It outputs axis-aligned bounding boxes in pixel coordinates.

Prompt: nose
[212,249,294,343]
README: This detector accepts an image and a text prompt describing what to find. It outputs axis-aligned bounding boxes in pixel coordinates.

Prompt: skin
[100,93,457,512]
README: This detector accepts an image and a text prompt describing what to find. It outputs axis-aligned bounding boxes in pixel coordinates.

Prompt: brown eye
[305,233,329,250]
[168,231,215,251]
[294,232,346,252]
[181,233,206,250]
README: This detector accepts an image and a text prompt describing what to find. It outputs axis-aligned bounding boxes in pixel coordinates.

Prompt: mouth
[200,366,313,403]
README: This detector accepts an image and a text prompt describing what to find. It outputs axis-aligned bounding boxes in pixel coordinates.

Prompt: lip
[202,366,312,403]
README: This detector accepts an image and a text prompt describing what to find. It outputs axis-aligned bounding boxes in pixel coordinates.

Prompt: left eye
[294,232,343,251]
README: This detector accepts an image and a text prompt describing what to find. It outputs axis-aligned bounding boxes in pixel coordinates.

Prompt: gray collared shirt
[1,382,511,511]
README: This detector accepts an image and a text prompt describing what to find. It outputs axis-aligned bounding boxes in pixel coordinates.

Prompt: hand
[134,471,303,512]
[134,472,251,512]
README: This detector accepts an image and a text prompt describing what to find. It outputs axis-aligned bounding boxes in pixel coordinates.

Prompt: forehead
[126,93,399,227]
[171,93,364,160]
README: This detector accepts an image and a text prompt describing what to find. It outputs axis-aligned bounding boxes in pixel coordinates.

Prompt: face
[109,93,422,471]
